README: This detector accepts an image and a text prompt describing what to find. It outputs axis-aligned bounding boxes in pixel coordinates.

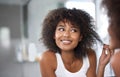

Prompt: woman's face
[108,24,120,49]
[54,20,82,52]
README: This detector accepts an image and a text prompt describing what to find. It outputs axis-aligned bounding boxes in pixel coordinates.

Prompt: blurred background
[0,0,114,77]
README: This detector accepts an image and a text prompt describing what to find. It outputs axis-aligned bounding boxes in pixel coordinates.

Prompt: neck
[61,50,75,65]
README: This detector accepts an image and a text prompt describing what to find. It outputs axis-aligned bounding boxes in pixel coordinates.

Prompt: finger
[103,44,109,49]
[110,49,114,56]
[102,44,109,55]
[106,48,111,55]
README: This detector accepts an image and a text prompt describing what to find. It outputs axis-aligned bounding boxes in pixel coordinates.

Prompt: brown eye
[57,27,65,32]
[71,28,78,32]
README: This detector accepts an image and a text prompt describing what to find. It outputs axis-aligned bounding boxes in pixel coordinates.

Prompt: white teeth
[62,40,71,44]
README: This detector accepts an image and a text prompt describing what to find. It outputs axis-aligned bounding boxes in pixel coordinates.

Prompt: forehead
[58,19,79,28]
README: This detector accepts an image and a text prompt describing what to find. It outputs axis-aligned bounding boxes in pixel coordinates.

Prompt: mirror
[0,0,114,77]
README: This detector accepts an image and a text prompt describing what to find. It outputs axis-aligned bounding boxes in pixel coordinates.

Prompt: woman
[102,0,120,76]
[39,7,109,77]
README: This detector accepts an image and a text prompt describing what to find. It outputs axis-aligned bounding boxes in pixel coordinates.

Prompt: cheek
[109,37,120,49]
[73,35,81,43]
[54,31,60,39]
[108,28,120,49]
[109,37,115,48]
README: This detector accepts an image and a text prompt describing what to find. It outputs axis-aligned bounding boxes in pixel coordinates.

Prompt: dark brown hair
[102,0,120,40]
[41,7,102,58]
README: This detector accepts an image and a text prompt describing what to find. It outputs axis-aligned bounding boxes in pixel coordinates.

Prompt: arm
[86,49,97,77]
[97,44,112,77]
[39,51,57,77]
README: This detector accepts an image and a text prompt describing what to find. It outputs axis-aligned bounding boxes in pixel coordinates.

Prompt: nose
[63,30,70,37]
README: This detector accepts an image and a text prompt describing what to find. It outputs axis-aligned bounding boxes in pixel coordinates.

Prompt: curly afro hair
[41,7,102,58]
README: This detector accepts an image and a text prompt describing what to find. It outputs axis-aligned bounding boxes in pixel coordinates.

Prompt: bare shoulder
[40,50,56,60]
[111,50,120,65]
[38,50,57,77]
[86,49,97,77]
[87,48,97,60]
[39,50,57,70]
[110,50,120,76]
[87,48,97,67]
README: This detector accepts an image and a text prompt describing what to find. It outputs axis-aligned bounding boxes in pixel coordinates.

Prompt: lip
[61,39,72,44]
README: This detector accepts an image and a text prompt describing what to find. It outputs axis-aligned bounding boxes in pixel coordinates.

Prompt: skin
[39,20,112,77]
[101,0,120,75]
[108,24,120,77]
[101,0,120,76]
[97,44,112,77]
[39,20,97,77]
[54,20,82,52]
[98,18,120,77]
[108,25,120,50]
[110,50,120,77]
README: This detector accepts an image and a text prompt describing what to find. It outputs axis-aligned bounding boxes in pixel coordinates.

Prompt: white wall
[27,0,62,47]
[0,0,64,77]
[27,0,66,58]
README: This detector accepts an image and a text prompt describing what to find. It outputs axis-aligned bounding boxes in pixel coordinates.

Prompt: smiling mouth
[61,40,72,44]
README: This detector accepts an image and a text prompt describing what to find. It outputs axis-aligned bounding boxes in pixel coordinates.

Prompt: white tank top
[55,53,90,77]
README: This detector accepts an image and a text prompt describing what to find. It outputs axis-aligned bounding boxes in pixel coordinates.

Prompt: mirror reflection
[0,0,114,77]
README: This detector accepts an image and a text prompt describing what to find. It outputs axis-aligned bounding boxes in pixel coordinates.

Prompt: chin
[109,40,120,49]
[109,45,120,50]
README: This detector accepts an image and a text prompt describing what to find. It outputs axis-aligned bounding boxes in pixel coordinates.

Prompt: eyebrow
[57,24,65,28]
[57,20,79,28]
[71,25,79,28]
[57,23,79,29]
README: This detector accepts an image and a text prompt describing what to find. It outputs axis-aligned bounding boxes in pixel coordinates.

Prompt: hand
[99,44,113,67]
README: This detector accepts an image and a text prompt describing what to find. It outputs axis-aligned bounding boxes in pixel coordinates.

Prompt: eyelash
[57,27,78,32]
[71,29,77,32]
[58,28,64,31]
